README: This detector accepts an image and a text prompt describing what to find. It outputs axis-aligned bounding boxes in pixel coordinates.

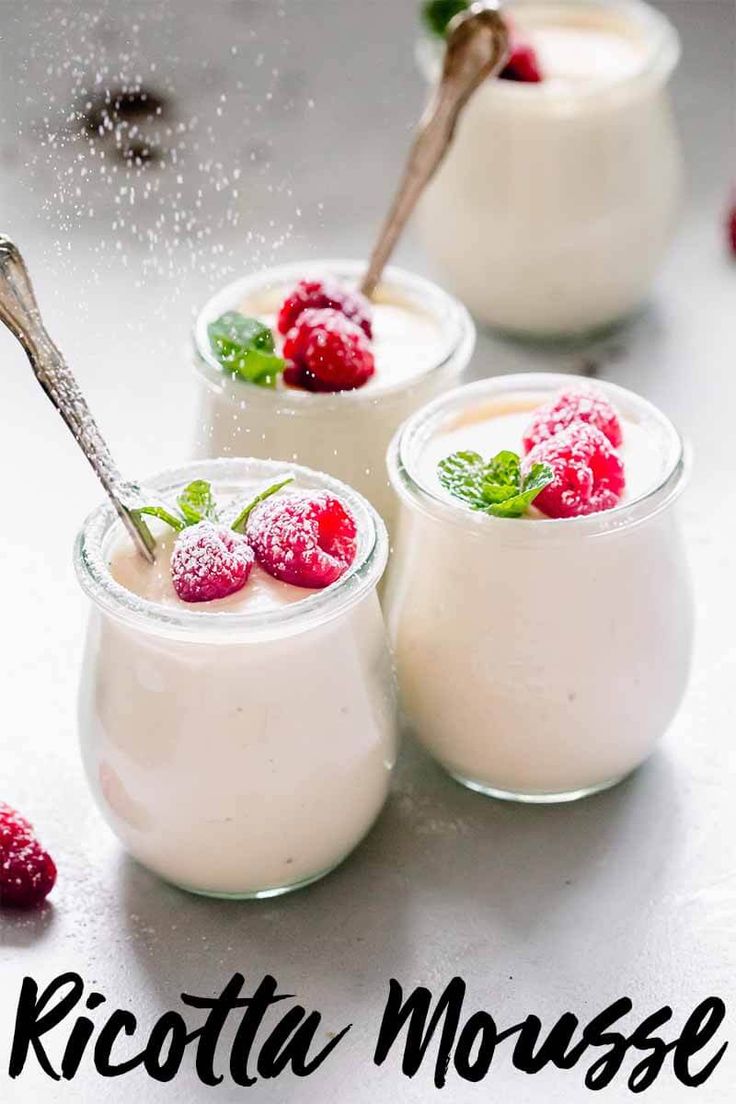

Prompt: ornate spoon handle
[0,235,156,562]
[361,2,509,297]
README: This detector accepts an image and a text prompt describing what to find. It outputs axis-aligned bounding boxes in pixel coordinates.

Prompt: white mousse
[386,377,692,801]
[418,0,682,336]
[194,264,475,536]
[77,462,397,897]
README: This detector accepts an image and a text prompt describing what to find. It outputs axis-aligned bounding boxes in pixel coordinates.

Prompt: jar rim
[74,458,388,641]
[192,259,474,410]
[416,0,681,103]
[388,373,689,540]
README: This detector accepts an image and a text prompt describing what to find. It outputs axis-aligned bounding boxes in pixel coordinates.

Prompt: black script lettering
[257,1006,351,1078]
[374,977,466,1088]
[673,998,728,1087]
[9,973,84,1080]
[93,1010,142,1076]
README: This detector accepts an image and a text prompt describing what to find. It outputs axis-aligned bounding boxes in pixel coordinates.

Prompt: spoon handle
[360,3,509,298]
[0,236,156,561]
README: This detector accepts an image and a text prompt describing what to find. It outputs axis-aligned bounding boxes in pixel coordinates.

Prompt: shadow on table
[118,733,682,1008]
[0,902,56,948]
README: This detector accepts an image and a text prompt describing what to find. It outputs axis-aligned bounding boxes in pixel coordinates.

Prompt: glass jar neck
[192,259,474,408]
[389,374,687,544]
[75,458,387,643]
[417,0,681,105]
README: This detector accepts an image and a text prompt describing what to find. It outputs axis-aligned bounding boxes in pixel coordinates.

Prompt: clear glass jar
[416,0,683,339]
[192,260,475,535]
[75,458,397,897]
[386,374,693,802]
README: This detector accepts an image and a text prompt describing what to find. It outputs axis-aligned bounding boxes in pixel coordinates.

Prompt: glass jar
[192,260,475,536]
[386,374,693,802]
[416,0,683,339]
[75,458,397,897]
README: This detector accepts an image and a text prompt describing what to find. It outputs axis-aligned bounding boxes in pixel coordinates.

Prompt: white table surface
[0,1,734,1100]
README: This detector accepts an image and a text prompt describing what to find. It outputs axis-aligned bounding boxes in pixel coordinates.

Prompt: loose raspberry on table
[283,308,375,392]
[524,423,625,518]
[0,803,57,909]
[248,491,358,588]
[277,278,373,338]
[171,521,254,603]
[500,41,543,83]
[522,387,623,452]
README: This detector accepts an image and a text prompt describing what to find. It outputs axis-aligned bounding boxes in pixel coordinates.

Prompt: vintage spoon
[0,235,157,562]
[360,1,509,297]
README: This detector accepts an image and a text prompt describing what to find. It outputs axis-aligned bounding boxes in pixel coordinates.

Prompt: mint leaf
[177,480,217,525]
[132,505,185,533]
[208,312,285,388]
[438,450,554,518]
[422,0,468,37]
[487,462,554,517]
[485,450,521,488]
[437,450,488,509]
[231,477,294,534]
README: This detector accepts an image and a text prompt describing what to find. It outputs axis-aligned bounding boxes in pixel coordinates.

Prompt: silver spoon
[0,235,157,562]
[360,1,509,297]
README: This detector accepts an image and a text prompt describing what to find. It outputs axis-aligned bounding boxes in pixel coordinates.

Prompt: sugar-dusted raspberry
[501,41,543,83]
[524,423,625,518]
[523,387,623,452]
[277,278,373,338]
[283,308,375,392]
[248,491,357,588]
[171,521,254,603]
[0,803,57,909]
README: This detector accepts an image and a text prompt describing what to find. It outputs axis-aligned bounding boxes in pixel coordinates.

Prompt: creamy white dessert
[75,459,397,897]
[419,394,666,511]
[386,375,693,801]
[193,261,475,535]
[417,0,682,337]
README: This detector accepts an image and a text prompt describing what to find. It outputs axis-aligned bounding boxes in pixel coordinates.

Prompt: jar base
[448,769,629,804]
[169,860,342,901]
[480,303,646,351]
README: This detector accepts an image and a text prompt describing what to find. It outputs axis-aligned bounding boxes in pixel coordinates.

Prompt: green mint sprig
[438,449,553,518]
[231,478,294,533]
[133,477,293,535]
[421,0,468,37]
[208,312,285,388]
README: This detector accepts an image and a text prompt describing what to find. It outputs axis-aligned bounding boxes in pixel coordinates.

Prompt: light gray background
[0,1,734,1100]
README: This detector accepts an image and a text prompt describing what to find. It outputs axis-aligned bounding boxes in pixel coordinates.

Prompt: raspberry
[0,803,57,909]
[248,491,357,588]
[283,308,375,392]
[523,387,623,452]
[282,359,335,393]
[277,278,373,338]
[500,41,543,83]
[524,423,625,518]
[728,199,736,257]
[171,521,254,603]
